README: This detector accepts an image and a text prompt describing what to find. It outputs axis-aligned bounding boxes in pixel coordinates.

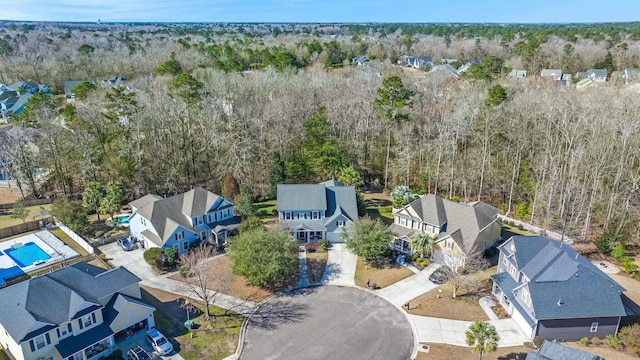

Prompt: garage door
[512,310,534,340]
[326,232,345,243]
[432,250,462,268]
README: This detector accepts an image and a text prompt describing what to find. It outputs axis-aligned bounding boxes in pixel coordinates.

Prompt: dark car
[126,346,158,360]
[116,237,135,251]
[429,266,452,284]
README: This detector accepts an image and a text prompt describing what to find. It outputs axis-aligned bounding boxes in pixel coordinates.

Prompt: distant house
[402,56,433,69]
[0,81,51,123]
[277,180,359,243]
[576,78,596,91]
[429,64,459,77]
[129,187,240,251]
[508,69,527,79]
[351,55,369,66]
[576,69,607,83]
[457,61,478,74]
[0,263,155,360]
[102,76,126,86]
[540,69,563,81]
[389,194,501,268]
[64,80,96,98]
[492,236,627,342]
[622,68,640,84]
[526,340,603,360]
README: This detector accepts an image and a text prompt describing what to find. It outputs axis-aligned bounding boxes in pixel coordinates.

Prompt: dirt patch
[415,343,528,360]
[354,256,414,289]
[305,250,327,283]
[0,188,22,204]
[563,341,639,359]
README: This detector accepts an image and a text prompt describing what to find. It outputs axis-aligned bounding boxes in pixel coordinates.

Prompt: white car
[145,329,173,356]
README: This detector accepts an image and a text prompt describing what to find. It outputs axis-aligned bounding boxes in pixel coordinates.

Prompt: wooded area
[1,22,640,245]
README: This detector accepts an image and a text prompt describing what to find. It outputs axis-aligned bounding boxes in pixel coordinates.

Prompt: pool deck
[0,230,80,276]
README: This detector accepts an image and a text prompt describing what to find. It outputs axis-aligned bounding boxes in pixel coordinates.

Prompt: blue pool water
[114,215,130,225]
[4,242,51,268]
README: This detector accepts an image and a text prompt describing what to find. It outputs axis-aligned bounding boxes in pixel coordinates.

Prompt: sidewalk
[377,263,442,306]
[321,243,357,286]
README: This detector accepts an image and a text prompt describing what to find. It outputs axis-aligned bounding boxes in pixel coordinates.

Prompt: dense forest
[2,21,640,246]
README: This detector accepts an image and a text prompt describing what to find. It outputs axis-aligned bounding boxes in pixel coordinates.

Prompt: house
[429,64,459,77]
[0,81,51,123]
[491,236,627,342]
[622,68,640,84]
[508,69,527,79]
[102,76,126,86]
[540,69,562,81]
[351,55,369,66]
[0,262,155,360]
[277,180,358,242]
[64,80,95,98]
[457,61,478,74]
[576,78,596,91]
[402,56,433,69]
[389,194,501,268]
[128,187,240,252]
[526,340,603,360]
[576,69,607,83]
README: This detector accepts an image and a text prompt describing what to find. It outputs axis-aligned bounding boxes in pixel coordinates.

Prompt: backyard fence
[0,217,54,239]
[0,198,53,210]
[55,223,95,254]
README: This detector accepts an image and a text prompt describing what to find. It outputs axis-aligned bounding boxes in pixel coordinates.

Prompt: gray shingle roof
[277,184,327,211]
[500,236,626,320]
[526,340,603,360]
[63,80,95,95]
[55,322,114,358]
[0,263,141,342]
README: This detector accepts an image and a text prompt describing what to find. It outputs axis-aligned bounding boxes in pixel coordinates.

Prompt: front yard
[305,248,328,283]
[141,286,244,360]
[416,343,528,360]
[354,256,414,289]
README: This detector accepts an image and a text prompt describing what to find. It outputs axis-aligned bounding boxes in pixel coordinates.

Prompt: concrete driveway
[378,263,442,306]
[321,243,357,286]
[240,286,413,360]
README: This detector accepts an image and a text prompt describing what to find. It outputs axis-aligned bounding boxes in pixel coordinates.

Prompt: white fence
[55,223,95,254]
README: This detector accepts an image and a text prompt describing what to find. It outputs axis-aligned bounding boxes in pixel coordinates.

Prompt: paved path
[479,296,499,320]
[378,263,442,306]
[298,246,311,287]
[499,214,575,244]
[321,243,357,286]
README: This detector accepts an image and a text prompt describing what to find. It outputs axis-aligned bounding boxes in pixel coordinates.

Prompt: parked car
[429,266,452,284]
[145,329,173,356]
[127,346,158,360]
[117,237,136,251]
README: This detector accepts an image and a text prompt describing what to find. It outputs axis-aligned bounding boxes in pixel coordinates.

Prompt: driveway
[378,263,442,306]
[240,286,413,360]
[321,243,357,286]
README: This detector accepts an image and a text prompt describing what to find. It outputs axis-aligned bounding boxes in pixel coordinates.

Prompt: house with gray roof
[64,80,96,98]
[508,69,527,79]
[401,55,433,69]
[129,187,240,251]
[277,180,358,242]
[390,194,501,268]
[526,340,603,360]
[576,69,607,83]
[492,236,627,342]
[351,55,369,66]
[0,263,155,360]
[0,81,51,123]
[429,64,459,77]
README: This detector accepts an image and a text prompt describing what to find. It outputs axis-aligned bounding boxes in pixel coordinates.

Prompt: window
[590,322,599,332]
[399,217,407,226]
[413,221,421,230]
[197,216,203,225]
[285,212,292,220]
[57,323,72,339]
[445,240,454,250]
[425,224,434,233]
[502,256,508,266]
[176,231,184,241]
[29,333,50,351]
[183,241,189,251]
[312,211,319,220]
[522,289,531,307]
[337,220,345,227]
[173,244,179,253]
[509,264,517,278]
[80,313,96,328]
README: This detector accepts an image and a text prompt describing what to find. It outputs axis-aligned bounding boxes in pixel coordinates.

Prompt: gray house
[64,80,96,98]
[0,263,155,360]
[402,56,433,69]
[492,236,626,341]
[351,55,369,66]
[277,180,358,242]
[576,69,607,83]
[526,340,603,360]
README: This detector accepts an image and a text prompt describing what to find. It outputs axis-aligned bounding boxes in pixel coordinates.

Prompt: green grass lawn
[253,200,277,219]
[365,207,394,226]
[49,228,90,256]
[0,204,52,229]
[177,305,244,360]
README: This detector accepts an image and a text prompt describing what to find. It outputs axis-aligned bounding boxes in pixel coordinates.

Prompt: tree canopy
[343,217,392,261]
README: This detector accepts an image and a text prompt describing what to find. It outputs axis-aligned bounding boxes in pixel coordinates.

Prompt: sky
[2,0,640,24]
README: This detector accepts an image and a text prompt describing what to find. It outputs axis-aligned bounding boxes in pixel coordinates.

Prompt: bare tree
[441,252,490,299]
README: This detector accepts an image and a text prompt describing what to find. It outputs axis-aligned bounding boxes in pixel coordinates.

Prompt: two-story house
[0,263,155,360]
[576,69,607,83]
[401,56,433,69]
[491,236,627,341]
[389,194,501,268]
[129,187,240,252]
[277,180,359,243]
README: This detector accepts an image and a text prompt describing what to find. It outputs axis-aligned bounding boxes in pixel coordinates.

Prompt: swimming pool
[114,215,130,225]
[4,242,51,268]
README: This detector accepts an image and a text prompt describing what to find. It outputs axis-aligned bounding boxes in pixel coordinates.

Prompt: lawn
[141,286,244,360]
[306,250,328,283]
[501,224,534,239]
[0,204,52,229]
[407,267,497,321]
[49,227,91,256]
[563,341,639,359]
[253,200,277,219]
[415,343,528,360]
[169,255,272,303]
[354,256,414,289]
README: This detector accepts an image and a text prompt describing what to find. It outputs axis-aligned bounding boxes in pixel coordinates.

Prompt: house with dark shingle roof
[389,194,501,268]
[129,187,240,251]
[492,236,627,342]
[277,180,359,242]
[0,263,155,360]
[576,69,607,83]
[0,81,51,123]
[526,340,603,360]
[402,55,433,69]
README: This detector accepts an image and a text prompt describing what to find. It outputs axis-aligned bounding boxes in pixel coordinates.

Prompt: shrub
[517,224,524,230]
[611,244,626,261]
[189,239,202,250]
[143,248,163,268]
[95,230,105,238]
[410,252,419,261]
[421,260,427,267]
[533,336,544,348]
[590,337,600,346]
[509,220,515,226]
[258,209,267,216]
[619,324,640,355]
[99,253,107,261]
[163,247,179,267]
[318,239,328,250]
[179,264,190,278]
[605,334,622,350]
[621,257,639,274]
[580,337,590,346]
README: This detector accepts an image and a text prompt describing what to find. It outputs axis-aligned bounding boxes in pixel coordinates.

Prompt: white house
[128,187,240,253]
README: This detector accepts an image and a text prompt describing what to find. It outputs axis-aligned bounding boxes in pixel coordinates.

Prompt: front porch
[391,237,412,254]
[294,230,325,242]
[56,324,115,360]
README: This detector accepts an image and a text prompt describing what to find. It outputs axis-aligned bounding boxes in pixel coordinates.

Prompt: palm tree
[411,232,434,259]
[465,321,499,360]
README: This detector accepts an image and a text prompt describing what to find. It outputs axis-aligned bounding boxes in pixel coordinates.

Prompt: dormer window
[176,232,184,241]
[337,220,345,227]
[312,211,319,220]
[57,323,72,339]
[522,289,531,307]
[399,217,407,227]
